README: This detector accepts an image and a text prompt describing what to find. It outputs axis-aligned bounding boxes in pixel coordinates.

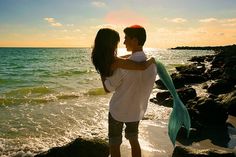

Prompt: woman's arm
[101,76,110,93]
[111,57,155,70]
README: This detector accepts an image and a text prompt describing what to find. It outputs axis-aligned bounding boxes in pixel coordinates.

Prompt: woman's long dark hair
[91,28,120,77]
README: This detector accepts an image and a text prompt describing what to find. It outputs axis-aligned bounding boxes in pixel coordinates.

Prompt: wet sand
[119,116,236,157]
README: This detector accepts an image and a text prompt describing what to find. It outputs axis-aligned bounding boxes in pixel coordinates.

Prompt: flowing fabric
[155,60,191,146]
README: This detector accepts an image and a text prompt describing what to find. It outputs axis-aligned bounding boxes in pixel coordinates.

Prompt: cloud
[164,18,187,23]
[50,22,62,27]
[91,1,106,8]
[199,17,236,27]
[56,36,76,40]
[222,18,236,27]
[74,29,81,32]
[66,24,74,27]
[171,18,187,23]
[227,18,236,23]
[199,18,218,23]
[44,17,62,27]
[44,17,55,23]
[90,24,119,30]
[105,10,148,25]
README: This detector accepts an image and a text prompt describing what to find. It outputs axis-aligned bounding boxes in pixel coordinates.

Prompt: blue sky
[0,0,236,48]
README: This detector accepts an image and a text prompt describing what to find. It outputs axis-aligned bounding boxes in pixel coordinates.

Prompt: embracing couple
[91,25,156,157]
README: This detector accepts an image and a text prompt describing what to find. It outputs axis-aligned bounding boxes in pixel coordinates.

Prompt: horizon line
[0,44,235,49]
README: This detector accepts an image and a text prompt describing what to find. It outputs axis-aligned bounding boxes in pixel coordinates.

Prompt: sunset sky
[0,0,236,48]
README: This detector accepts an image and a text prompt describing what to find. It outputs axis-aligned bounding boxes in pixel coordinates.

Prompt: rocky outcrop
[152,45,236,126]
[150,87,197,107]
[172,146,235,157]
[152,45,236,156]
[35,137,109,157]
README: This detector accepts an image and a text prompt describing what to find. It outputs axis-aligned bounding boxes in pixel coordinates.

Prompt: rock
[188,55,214,63]
[223,57,236,80]
[172,146,235,157]
[171,73,207,85]
[155,79,166,89]
[177,87,197,103]
[155,79,185,90]
[35,137,109,157]
[155,91,170,102]
[207,79,235,95]
[206,68,224,80]
[155,73,206,90]
[153,87,197,107]
[188,56,206,63]
[205,55,215,62]
[175,63,206,75]
[228,104,236,117]
[212,45,236,69]
[202,83,208,89]
[219,91,236,116]
[194,97,228,126]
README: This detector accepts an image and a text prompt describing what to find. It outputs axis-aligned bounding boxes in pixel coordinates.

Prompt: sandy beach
[120,115,235,157]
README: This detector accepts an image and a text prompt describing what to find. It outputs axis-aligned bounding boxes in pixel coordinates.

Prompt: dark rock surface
[172,146,235,157]
[153,45,236,157]
[35,137,109,157]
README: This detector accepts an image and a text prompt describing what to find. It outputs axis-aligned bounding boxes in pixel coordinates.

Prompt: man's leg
[108,113,123,157]
[110,143,121,157]
[125,121,141,157]
[129,138,141,157]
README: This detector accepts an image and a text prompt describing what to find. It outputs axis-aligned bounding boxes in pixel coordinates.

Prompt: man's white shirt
[104,51,157,122]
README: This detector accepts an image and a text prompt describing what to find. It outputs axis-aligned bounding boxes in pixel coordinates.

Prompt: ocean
[0,48,215,157]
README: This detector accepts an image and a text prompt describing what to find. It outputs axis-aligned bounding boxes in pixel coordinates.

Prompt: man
[103,25,156,157]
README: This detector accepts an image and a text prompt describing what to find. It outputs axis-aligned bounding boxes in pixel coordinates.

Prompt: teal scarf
[155,60,191,146]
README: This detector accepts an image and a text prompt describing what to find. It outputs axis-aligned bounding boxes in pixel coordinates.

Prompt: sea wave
[4,86,54,97]
[0,87,107,106]
[84,87,107,96]
[54,69,92,77]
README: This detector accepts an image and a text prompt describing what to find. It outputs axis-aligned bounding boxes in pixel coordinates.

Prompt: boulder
[194,97,228,126]
[188,55,214,63]
[155,73,206,90]
[207,79,235,95]
[171,73,207,84]
[155,78,185,90]
[172,146,235,157]
[154,87,197,107]
[35,137,109,157]
[223,56,236,80]
[175,63,206,75]
[219,91,236,116]
[188,56,206,63]
[205,68,224,80]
